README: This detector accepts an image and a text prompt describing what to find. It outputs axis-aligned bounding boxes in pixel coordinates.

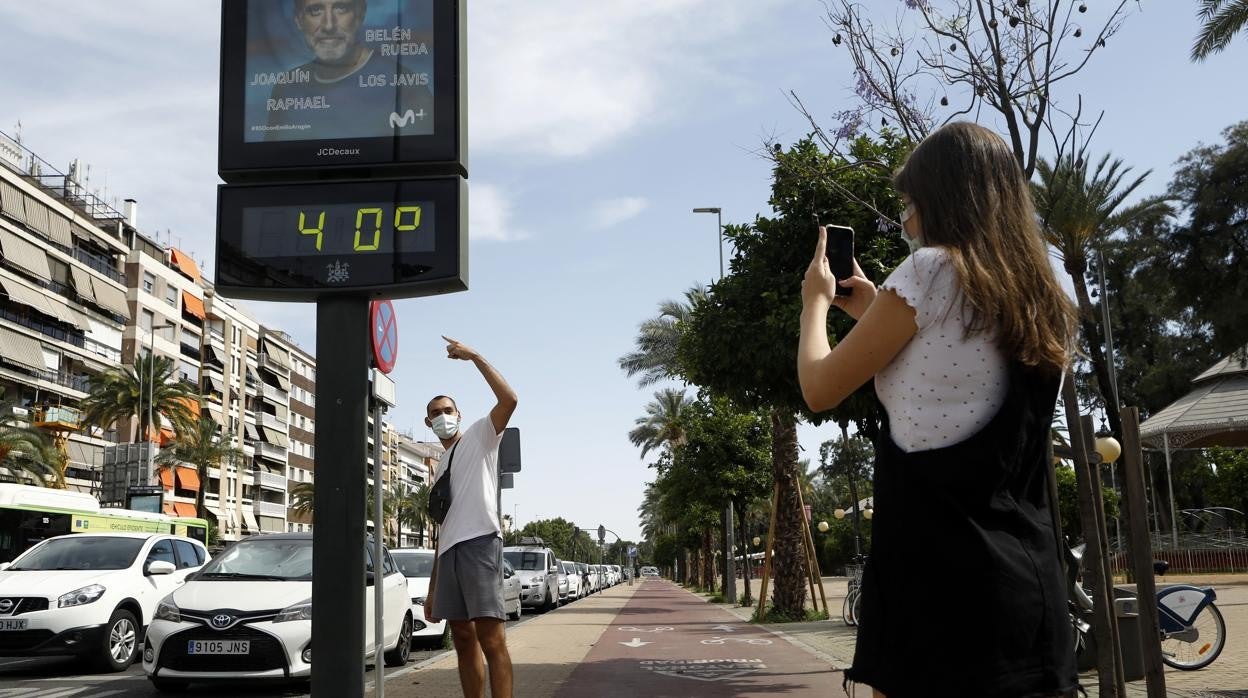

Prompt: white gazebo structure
[1139,348,1248,546]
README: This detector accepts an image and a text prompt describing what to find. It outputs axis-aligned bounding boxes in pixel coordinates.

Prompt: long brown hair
[893,122,1075,373]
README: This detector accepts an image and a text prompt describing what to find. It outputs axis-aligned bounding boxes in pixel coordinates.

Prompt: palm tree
[1192,0,1248,60]
[286,479,400,543]
[79,355,200,442]
[628,389,693,458]
[289,481,315,518]
[1033,152,1171,436]
[0,404,60,487]
[157,417,245,521]
[395,482,431,547]
[618,287,707,387]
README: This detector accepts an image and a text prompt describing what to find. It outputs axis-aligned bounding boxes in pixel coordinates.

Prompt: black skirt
[844,363,1078,697]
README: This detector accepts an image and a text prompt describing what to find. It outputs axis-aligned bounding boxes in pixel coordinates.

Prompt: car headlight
[155,599,181,623]
[412,596,426,606]
[532,575,544,583]
[58,584,106,608]
[274,598,312,623]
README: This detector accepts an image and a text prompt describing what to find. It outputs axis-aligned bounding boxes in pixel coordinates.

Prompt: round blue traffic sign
[370,300,398,374]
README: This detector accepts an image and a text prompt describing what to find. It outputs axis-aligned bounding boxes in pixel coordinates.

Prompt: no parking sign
[370,300,398,374]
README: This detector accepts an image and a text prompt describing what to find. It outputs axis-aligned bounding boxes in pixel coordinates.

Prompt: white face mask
[430,413,459,439]
[900,203,922,253]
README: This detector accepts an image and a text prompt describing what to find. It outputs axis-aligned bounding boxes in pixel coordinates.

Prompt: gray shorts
[433,534,505,621]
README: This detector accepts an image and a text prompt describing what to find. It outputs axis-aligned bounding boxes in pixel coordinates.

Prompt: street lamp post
[694,206,737,604]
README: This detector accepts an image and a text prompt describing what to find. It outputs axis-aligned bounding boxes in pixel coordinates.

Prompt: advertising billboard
[218,0,465,178]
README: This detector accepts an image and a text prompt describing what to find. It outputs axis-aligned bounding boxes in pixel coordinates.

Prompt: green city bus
[0,483,208,563]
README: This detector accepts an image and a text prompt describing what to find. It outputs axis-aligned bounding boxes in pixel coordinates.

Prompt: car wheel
[150,678,189,694]
[384,614,412,667]
[543,588,557,612]
[92,608,139,672]
[507,597,520,621]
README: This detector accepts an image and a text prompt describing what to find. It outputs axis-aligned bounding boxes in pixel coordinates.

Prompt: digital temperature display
[215,177,466,301]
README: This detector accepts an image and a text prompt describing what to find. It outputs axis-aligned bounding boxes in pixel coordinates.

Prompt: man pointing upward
[424,336,517,698]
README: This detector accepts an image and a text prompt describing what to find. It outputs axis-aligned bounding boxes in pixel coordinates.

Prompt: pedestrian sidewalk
[383,579,841,697]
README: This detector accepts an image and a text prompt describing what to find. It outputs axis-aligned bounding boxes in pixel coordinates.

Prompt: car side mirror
[549,566,558,573]
[504,568,513,579]
[147,560,176,576]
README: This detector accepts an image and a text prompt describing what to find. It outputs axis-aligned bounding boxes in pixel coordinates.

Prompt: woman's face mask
[900,202,922,253]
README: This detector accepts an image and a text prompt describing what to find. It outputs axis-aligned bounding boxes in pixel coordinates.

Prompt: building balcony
[260,412,287,432]
[255,500,286,518]
[261,382,287,403]
[257,441,287,463]
[258,352,289,374]
[254,470,287,491]
[33,405,83,429]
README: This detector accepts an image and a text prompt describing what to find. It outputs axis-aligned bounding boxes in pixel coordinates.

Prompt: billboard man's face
[296,0,365,65]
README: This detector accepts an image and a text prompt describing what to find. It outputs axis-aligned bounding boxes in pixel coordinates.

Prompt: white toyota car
[142,533,411,692]
[0,532,208,672]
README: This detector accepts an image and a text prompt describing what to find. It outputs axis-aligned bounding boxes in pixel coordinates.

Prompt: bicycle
[843,560,865,627]
[1068,544,1226,671]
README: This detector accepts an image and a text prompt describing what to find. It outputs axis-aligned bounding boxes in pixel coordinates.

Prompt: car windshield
[391,551,434,578]
[563,562,575,573]
[503,551,545,571]
[198,538,313,581]
[9,536,144,571]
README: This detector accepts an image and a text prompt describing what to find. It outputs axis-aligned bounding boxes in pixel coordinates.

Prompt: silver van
[502,538,560,611]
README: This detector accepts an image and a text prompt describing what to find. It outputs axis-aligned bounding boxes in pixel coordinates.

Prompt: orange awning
[169,248,201,283]
[158,467,174,488]
[163,502,176,515]
[181,290,205,320]
[176,466,201,492]
[173,502,198,518]
[147,426,177,446]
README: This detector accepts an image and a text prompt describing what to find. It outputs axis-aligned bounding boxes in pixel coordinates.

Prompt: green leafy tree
[1161,121,1248,358]
[157,416,245,521]
[1032,152,1171,436]
[289,481,314,519]
[1054,465,1120,543]
[79,355,200,442]
[1192,0,1248,60]
[1207,448,1248,530]
[515,517,596,563]
[396,482,431,547]
[678,134,911,618]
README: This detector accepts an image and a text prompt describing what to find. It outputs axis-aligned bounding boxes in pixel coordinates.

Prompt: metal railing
[72,247,124,283]
[255,500,286,518]
[257,441,287,462]
[254,470,287,490]
[261,382,287,402]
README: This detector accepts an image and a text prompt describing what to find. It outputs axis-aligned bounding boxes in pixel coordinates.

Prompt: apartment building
[286,338,315,533]
[0,133,132,491]
[393,432,442,547]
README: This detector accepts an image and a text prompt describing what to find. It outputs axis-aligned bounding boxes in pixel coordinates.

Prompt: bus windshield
[9,536,145,571]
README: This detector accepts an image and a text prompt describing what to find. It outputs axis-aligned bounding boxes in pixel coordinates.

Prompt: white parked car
[587,565,601,593]
[502,540,560,611]
[0,532,208,671]
[501,559,521,621]
[142,533,411,692]
[560,561,581,601]
[611,565,623,585]
[390,548,447,650]
[640,566,660,578]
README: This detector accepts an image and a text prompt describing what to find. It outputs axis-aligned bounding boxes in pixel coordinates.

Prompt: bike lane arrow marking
[620,638,652,648]
[711,624,738,632]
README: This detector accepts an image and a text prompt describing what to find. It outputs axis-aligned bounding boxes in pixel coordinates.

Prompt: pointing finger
[814,226,827,263]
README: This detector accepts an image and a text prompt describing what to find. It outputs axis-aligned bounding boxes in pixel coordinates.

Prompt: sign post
[215,3,468,696]
[370,301,397,698]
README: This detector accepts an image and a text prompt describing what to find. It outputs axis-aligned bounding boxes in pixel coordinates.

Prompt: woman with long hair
[798,121,1079,697]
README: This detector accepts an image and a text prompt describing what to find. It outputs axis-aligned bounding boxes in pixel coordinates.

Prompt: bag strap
[440,441,460,478]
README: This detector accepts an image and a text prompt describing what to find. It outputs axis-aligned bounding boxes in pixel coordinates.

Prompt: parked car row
[502,538,626,611]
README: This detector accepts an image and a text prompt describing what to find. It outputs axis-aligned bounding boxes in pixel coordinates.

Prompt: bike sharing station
[1052,374,1225,698]
[215,1,467,695]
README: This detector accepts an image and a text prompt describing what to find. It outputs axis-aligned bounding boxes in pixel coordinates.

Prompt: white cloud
[590,197,649,230]
[468,0,789,158]
[469,183,529,242]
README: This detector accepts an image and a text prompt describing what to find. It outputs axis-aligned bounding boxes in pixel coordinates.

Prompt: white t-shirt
[874,246,1009,453]
[433,417,504,557]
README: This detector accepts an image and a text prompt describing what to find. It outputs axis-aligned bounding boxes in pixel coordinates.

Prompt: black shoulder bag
[429,442,459,525]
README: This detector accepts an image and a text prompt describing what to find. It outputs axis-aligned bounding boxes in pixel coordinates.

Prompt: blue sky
[2,1,1245,543]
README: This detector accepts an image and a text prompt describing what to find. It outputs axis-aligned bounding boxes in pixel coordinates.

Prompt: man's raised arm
[442,336,517,434]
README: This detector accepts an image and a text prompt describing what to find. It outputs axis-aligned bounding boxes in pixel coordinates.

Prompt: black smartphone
[824,224,855,297]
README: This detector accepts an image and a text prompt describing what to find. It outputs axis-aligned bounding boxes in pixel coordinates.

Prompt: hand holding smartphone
[822,224,855,297]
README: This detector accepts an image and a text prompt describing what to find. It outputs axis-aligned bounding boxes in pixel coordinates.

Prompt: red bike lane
[556,579,839,697]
